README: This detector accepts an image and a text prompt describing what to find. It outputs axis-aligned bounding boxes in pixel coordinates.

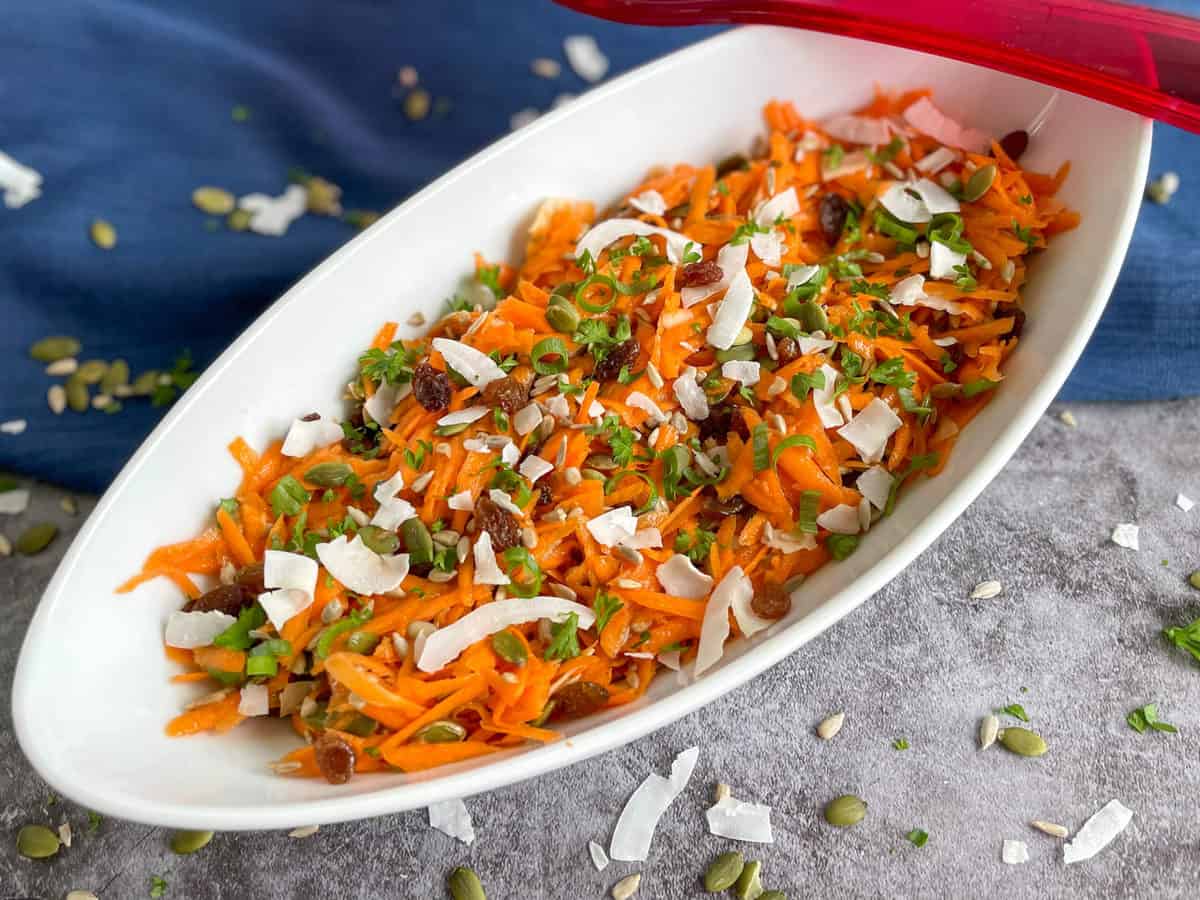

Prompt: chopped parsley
[892,737,910,750]
[1126,703,1177,734]
[573,315,632,363]
[544,613,581,660]
[1000,703,1030,722]
[150,875,168,898]
[906,829,929,847]
[1013,221,1037,249]
[87,810,102,834]
[1163,613,1200,664]
[151,349,200,407]
[593,592,624,634]
[823,143,845,170]
[477,264,505,298]
[358,342,420,386]
[729,220,771,246]
[674,527,716,566]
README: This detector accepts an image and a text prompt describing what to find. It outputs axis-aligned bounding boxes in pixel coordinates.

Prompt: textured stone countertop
[3,400,1199,900]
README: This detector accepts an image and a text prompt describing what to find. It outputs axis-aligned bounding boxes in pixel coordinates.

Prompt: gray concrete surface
[3,400,1199,899]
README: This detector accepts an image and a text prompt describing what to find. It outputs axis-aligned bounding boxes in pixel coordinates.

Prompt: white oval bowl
[13,26,1149,830]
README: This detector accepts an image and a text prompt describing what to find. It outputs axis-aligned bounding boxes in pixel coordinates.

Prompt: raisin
[728,406,751,441]
[313,732,355,785]
[996,304,1026,338]
[234,563,266,597]
[751,583,792,620]
[412,361,451,412]
[676,260,723,288]
[698,405,733,443]
[592,337,639,382]
[481,375,528,415]
[715,153,749,177]
[474,495,520,551]
[819,193,850,246]
[299,412,321,422]
[704,495,748,517]
[183,583,247,616]
[998,130,1029,162]
[774,336,800,366]
[549,681,610,721]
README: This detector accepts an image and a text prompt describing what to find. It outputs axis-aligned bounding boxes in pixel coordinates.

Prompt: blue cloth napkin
[0,0,1195,494]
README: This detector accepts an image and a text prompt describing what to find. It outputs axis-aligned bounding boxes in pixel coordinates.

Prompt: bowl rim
[12,25,1152,830]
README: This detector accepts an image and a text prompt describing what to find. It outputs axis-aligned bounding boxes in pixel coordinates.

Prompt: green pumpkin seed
[433,422,470,437]
[16,523,58,556]
[66,376,90,412]
[100,358,129,394]
[305,177,343,216]
[192,186,236,216]
[999,726,1048,757]
[734,859,763,899]
[344,209,380,231]
[131,370,161,396]
[17,824,61,859]
[345,630,380,655]
[824,794,867,827]
[491,630,527,666]
[304,462,353,487]
[30,335,81,363]
[798,301,829,333]
[545,297,581,334]
[715,344,757,364]
[404,88,432,121]
[227,208,252,231]
[170,829,214,855]
[1188,570,1200,590]
[401,518,434,565]
[703,851,745,892]
[447,866,486,900]
[359,524,399,555]
[962,164,998,202]
[338,711,378,737]
[90,219,117,249]
[759,893,787,900]
[415,719,467,744]
[75,359,109,385]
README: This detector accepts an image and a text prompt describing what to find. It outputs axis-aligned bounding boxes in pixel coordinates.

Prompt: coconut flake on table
[706,793,774,843]
[817,504,861,535]
[930,240,967,280]
[628,190,666,216]
[682,242,748,308]
[798,331,837,356]
[238,184,307,236]
[822,114,893,146]
[238,683,269,717]
[914,145,958,174]
[753,187,800,227]
[264,549,318,597]
[447,490,475,511]
[1063,799,1133,864]
[856,466,894,511]
[587,506,638,547]
[695,566,751,676]
[588,840,610,872]
[903,96,991,152]
[721,360,760,386]
[622,527,663,551]
[609,746,699,861]
[889,273,966,315]
[436,406,490,427]
[813,363,845,429]
[838,397,903,464]
[656,553,714,599]
[673,370,710,421]
[0,150,42,208]
[428,798,475,845]
[563,34,609,83]
[626,391,666,424]
[1176,493,1195,512]
[750,229,785,268]
[316,535,410,595]
[364,381,406,427]
[879,183,932,224]
[1002,839,1030,865]
[416,596,595,672]
[513,403,543,436]
[431,337,506,389]
[518,456,553,484]
[164,610,237,649]
[280,415,343,457]
[1111,523,1139,550]
[575,218,697,266]
[0,488,30,514]
[473,532,511,586]
[706,269,755,350]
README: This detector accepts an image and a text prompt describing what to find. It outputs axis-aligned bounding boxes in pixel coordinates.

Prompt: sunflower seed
[817,711,845,740]
[615,545,642,565]
[407,311,426,327]
[970,580,1002,600]
[411,470,434,493]
[1030,820,1068,838]
[429,569,456,583]
[646,362,663,389]
[611,873,641,900]
[91,393,112,409]
[268,760,302,774]
[531,57,561,78]
[564,466,581,485]
[57,822,72,848]
[45,358,78,376]
[714,782,731,803]
[1060,410,1078,428]
[288,825,319,839]
[613,577,641,589]
[980,714,1000,750]
[66,892,98,900]
[0,535,11,557]
[60,496,78,516]
[548,582,577,601]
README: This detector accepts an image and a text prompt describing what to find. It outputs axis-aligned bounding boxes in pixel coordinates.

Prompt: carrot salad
[124,91,1077,783]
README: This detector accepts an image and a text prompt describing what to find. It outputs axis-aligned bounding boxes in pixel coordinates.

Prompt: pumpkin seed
[30,335,81,362]
[962,164,997,202]
[611,873,641,900]
[170,829,214,854]
[491,630,527,666]
[797,301,829,333]
[192,186,236,215]
[732,325,754,346]
[47,384,67,415]
[817,711,845,740]
[346,630,380,655]
[304,462,352,487]
[433,422,470,437]
[546,297,581,333]
[16,522,57,555]
[415,719,467,743]
[447,866,486,900]
[979,714,1000,750]
[704,851,744,892]
[227,208,252,231]
[60,496,78,516]
[715,344,757,363]
[999,726,1048,757]
[344,209,380,231]
[66,892,99,900]
[404,88,432,120]
[1189,570,1200,590]
[1030,820,1068,838]
[359,524,399,555]
[89,219,117,249]
[305,177,343,216]
[75,359,108,385]
[759,893,788,900]
[100,359,130,394]
[16,824,61,859]
[734,859,763,899]
[401,517,434,564]
[0,535,11,556]
[131,370,161,395]
[824,794,867,827]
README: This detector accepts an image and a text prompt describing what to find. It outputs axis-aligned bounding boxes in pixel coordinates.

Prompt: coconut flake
[280,415,343,457]
[1176,493,1194,512]
[238,184,307,236]
[857,466,894,511]
[753,188,800,228]
[913,178,961,215]
[588,399,605,419]
[817,504,861,535]
[903,97,990,152]
[822,114,892,146]
[656,553,714,599]
[707,269,754,350]
[813,363,845,428]
[797,331,837,356]
[473,532,511,586]
[879,183,932,224]
[264,549,318,598]
[786,264,822,290]
[889,273,966,315]
[626,391,666,424]
[1111,524,1139,550]
[609,746,699,861]
[447,490,475,511]
[575,218,697,266]
[629,190,666,216]
[238,683,269,717]
[258,589,313,632]
[431,338,506,390]
[0,150,42,207]
[838,398,903,464]
[513,404,543,436]
[706,794,774,843]
[673,371,709,421]
[518,456,553,484]
[930,240,967,280]
[695,566,750,676]
[622,527,663,551]
[749,230,785,267]
[1002,839,1030,865]
[764,527,817,554]
[364,381,405,427]
[0,488,30,514]
[587,506,637,547]
[721,360,760,386]
[1063,800,1133,864]
[914,146,958,174]
[316,535,410,595]
[588,840,610,871]
[428,798,475,845]
[417,596,595,672]
[563,34,608,83]
[501,441,520,466]
[437,406,490,427]
[164,610,237,649]
[546,393,571,421]
[683,242,748,308]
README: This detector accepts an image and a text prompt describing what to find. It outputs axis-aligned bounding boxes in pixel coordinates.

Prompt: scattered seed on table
[91,393,113,410]
[231,104,251,122]
[817,712,845,740]
[0,419,26,435]
[47,384,66,414]
[16,824,61,859]
[170,829,214,854]
[305,177,342,216]
[0,535,12,556]
[45,357,77,376]
[447,866,485,900]
[1059,410,1078,428]
[970,580,1003,600]
[227,208,252,231]
[343,209,380,231]
[980,714,1000,750]
[612,873,641,899]
[1030,820,1068,838]
[89,219,117,249]
[288,825,319,838]
[825,795,867,827]
[704,852,744,891]
[16,523,58,555]
[66,893,98,900]
[60,496,78,516]
[999,726,1048,757]
[75,359,108,385]
[397,65,418,87]
[531,57,561,78]
[30,335,81,363]
[404,88,431,120]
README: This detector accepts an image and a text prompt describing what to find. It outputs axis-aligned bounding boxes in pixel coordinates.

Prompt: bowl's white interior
[13,26,1149,829]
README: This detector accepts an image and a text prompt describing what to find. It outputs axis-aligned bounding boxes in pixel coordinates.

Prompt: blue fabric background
[0,0,1196,493]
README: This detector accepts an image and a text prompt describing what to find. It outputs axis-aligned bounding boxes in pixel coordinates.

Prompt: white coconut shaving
[437,406,490,427]
[513,404,543,436]
[546,393,571,420]
[428,798,475,845]
[370,473,417,531]
[1063,799,1133,864]
[0,150,43,208]
[822,149,870,182]
[164,610,237,649]
[258,589,313,632]
[575,218,697,266]
[913,178,961,215]
[786,264,822,290]
[822,115,892,146]
[588,840,610,871]
[695,567,751,676]
[817,504,861,535]
[239,184,307,237]
[721,360,760,386]
[488,489,522,515]
[519,456,553,484]
[446,490,475,512]
[315,535,410,595]
[629,190,666,216]
[673,371,710,421]
[879,183,932,224]
[622,527,663,551]
[626,391,666,424]
[0,488,31,515]
[1111,524,1139,550]
[797,331,837,356]
[473,532,511,586]
[682,242,748,308]
[914,146,958,174]
[706,793,774,843]
[764,525,817,554]
[706,269,755,350]
[609,746,699,861]
[238,683,270,717]
[753,188,800,227]
[837,397,903,464]
[813,363,845,429]
[656,553,714,599]
[929,240,967,281]
[856,466,894,511]
[264,549,318,598]
[587,506,638,547]
[563,35,609,83]
[1002,839,1030,865]
[750,230,785,268]
[364,381,405,427]
[1176,493,1194,512]
[888,273,966,315]
[903,97,990,152]
[432,338,506,389]
[280,415,343,457]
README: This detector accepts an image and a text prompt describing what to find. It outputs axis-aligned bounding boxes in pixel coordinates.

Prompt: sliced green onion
[603,469,659,514]
[962,378,998,399]
[797,490,821,534]
[874,209,919,244]
[245,655,277,677]
[531,337,569,375]
[213,604,267,651]
[772,434,816,467]
[827,533,860,560]
[574,272,660,313]
[752,423,770,472]
[250,638,291,658]
[315,608,374,659]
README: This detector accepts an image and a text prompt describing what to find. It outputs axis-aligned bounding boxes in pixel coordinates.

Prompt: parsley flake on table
[1127,703,1178,734]
[1000,703,1030,722]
